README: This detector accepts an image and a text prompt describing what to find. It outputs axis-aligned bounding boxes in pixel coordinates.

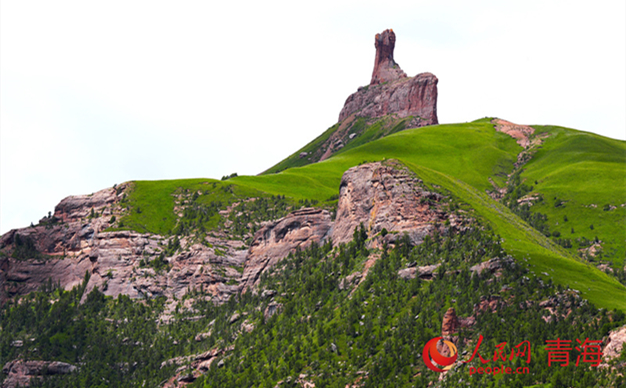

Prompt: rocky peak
[338,29,438,127]
[371,29,407,86]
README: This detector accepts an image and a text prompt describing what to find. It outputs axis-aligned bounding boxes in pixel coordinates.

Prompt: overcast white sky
[1,0,625,234]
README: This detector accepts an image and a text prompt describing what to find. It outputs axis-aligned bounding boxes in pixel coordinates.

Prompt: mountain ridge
[1,29,625,388]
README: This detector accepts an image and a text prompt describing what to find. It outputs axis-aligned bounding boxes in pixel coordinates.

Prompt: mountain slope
[519,125,626,264]
[109,120,626,310]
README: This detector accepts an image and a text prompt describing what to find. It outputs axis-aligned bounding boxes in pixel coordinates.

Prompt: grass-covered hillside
[116,119,626,311]
[520,125,626,264]
[261,114,416,174]
[4,119,626,388]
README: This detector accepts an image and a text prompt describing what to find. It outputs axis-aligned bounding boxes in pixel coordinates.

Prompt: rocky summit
[338,29,438,127]
[370,29,407,85]
[264,29,440,174]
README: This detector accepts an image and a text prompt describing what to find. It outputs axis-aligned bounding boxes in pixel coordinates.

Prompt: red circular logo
[423,337,458,372]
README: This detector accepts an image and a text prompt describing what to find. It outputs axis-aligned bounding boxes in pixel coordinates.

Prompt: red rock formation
[0,186,246,306]
[441,307,459,336]
[474,295,502,314]
[338,30,438,127]
[1,161,451,304]
[240,208,332,291]
[339,73,438,125]
[437,307,459,358]
[331,160,445,246]
[492,119,536,148]
[370,29,406,86]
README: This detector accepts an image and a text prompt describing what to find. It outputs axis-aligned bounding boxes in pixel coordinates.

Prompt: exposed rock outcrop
[437,307,459,359]
[0,187,245,306]
[397,264,440,280]
[161,346,233,387]
[241,160,452,294]
[339,73,438,126]
[240,208,332,291]
[469,256,515,277]
[474,295,502,314]
[2,360,77,388]
[370,29,406,86]
[338,29,438,127]
[2,159,451,310]
[602,324,626,367]
[441,307,459,337]
[331,161,446,247]
[493,119,535,149]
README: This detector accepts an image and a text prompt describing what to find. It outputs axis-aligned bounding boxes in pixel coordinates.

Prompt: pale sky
[1,0,625,234]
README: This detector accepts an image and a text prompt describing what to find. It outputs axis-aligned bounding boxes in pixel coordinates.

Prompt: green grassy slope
[408,163,626,311]
[119,121,626,310]
[262,122,341,174]
[521,126,626,264]
[262,115,414,174]
[116,179,267,235]
[237,121,520,197]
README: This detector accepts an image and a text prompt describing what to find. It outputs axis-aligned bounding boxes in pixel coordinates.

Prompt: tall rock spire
[338,29,438,126]
[370,29,407,85]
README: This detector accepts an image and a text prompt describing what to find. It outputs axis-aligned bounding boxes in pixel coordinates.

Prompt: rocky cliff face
[338,29,438,126]
[239,208,332,291]
[0,186,245,306]
[331,160,446,247]
[240,160,451,290]
[602,324,626,368]
[1,161,449,305]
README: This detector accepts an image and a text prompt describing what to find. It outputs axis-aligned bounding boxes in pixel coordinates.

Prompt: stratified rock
[370,29,406,86]
[331,161,445,247]
[338,29,438,127]
[240,208,332,291]
[2,360,77,388]
[54,186,121,222]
